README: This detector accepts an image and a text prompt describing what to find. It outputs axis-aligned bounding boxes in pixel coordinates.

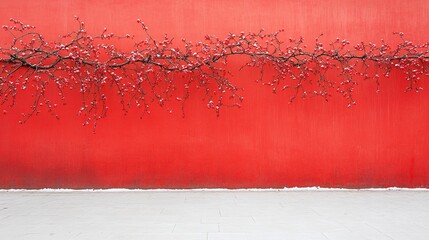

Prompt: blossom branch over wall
[0,17,428,127]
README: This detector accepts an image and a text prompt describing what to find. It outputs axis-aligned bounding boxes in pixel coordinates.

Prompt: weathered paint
[0,0,428,188]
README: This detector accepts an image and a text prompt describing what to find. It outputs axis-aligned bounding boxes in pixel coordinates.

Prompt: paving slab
[0,189,428,240]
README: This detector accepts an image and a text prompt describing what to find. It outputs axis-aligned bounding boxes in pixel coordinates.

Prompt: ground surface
[0,189,428,240]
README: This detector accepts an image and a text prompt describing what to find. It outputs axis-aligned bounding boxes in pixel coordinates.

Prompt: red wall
[1,0,429,188]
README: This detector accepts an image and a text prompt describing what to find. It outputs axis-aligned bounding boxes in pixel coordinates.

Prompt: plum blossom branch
[0,17,428,128]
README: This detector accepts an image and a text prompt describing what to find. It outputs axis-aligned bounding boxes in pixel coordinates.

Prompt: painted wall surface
[0,0,428,188]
